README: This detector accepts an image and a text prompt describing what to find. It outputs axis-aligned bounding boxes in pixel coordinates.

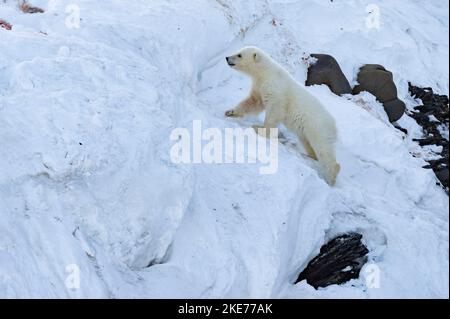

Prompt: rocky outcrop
[353,64,406,122]
[306,54,352,96]
[296,233,369,289]
[408,83,449,191]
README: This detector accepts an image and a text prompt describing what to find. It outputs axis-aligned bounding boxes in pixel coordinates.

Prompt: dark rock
[414,137,446,147]
[408,83,449,193]
[383,99,406,122]
[435,168,449,188]
[306,54,352,95]
[353,64,405,122]
[296,233,369,289]
[353,66,397,102]
[394,124,408,135]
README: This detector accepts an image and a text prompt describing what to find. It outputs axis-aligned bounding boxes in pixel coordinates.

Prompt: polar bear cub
[225,46,340,186]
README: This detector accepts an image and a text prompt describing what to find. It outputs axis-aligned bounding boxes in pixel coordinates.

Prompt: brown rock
[383,99,406,122]
[353,68,397,102]
[353,64,405,122]
[306,54,352,96]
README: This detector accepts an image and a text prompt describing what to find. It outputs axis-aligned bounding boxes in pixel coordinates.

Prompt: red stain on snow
[0,19,12,30]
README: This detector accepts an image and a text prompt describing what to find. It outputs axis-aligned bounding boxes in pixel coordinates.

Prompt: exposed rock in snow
[0,0,448,299]
[408,84,449,191]
[296,233,369,289]
[353,64,406,122]
[306,54,352,96]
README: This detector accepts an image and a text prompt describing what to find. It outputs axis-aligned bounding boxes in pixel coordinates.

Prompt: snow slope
[0,0,448,298]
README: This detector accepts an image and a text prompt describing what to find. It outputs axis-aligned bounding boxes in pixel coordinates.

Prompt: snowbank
[0,0,448,298]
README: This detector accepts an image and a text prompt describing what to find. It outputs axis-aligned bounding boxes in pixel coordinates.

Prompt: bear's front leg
[225,92,263,118]
[252,109,279,138]
[252,105,280,138]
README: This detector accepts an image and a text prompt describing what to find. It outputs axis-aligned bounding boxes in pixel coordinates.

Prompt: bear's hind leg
[315,143,340,186]
[299,135,318,160]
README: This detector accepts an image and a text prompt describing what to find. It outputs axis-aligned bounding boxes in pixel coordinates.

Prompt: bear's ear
[253,53,261,63]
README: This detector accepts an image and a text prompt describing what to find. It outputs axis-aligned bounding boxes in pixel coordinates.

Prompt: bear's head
[226,46,266,76]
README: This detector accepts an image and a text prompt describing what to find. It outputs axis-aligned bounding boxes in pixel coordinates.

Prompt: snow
[0,0,448,298]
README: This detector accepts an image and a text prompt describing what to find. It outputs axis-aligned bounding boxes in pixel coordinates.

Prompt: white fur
[225,46,340,185]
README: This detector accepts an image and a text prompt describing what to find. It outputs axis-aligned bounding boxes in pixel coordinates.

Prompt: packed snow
[0,0,448,298]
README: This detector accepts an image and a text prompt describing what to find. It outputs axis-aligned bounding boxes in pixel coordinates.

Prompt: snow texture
[0,0,448,298]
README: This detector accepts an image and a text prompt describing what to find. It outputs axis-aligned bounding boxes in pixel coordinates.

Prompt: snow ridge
[0,0,448,298]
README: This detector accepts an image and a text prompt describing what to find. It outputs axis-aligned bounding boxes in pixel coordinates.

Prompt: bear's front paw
[225,109,241,117]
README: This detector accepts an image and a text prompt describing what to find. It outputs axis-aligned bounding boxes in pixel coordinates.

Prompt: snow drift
[0,0,448,298]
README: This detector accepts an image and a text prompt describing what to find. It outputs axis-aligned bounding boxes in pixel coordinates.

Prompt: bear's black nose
[226,56,235,67]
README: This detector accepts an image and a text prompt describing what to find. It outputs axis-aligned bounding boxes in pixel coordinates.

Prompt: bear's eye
[237,54,242,58]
